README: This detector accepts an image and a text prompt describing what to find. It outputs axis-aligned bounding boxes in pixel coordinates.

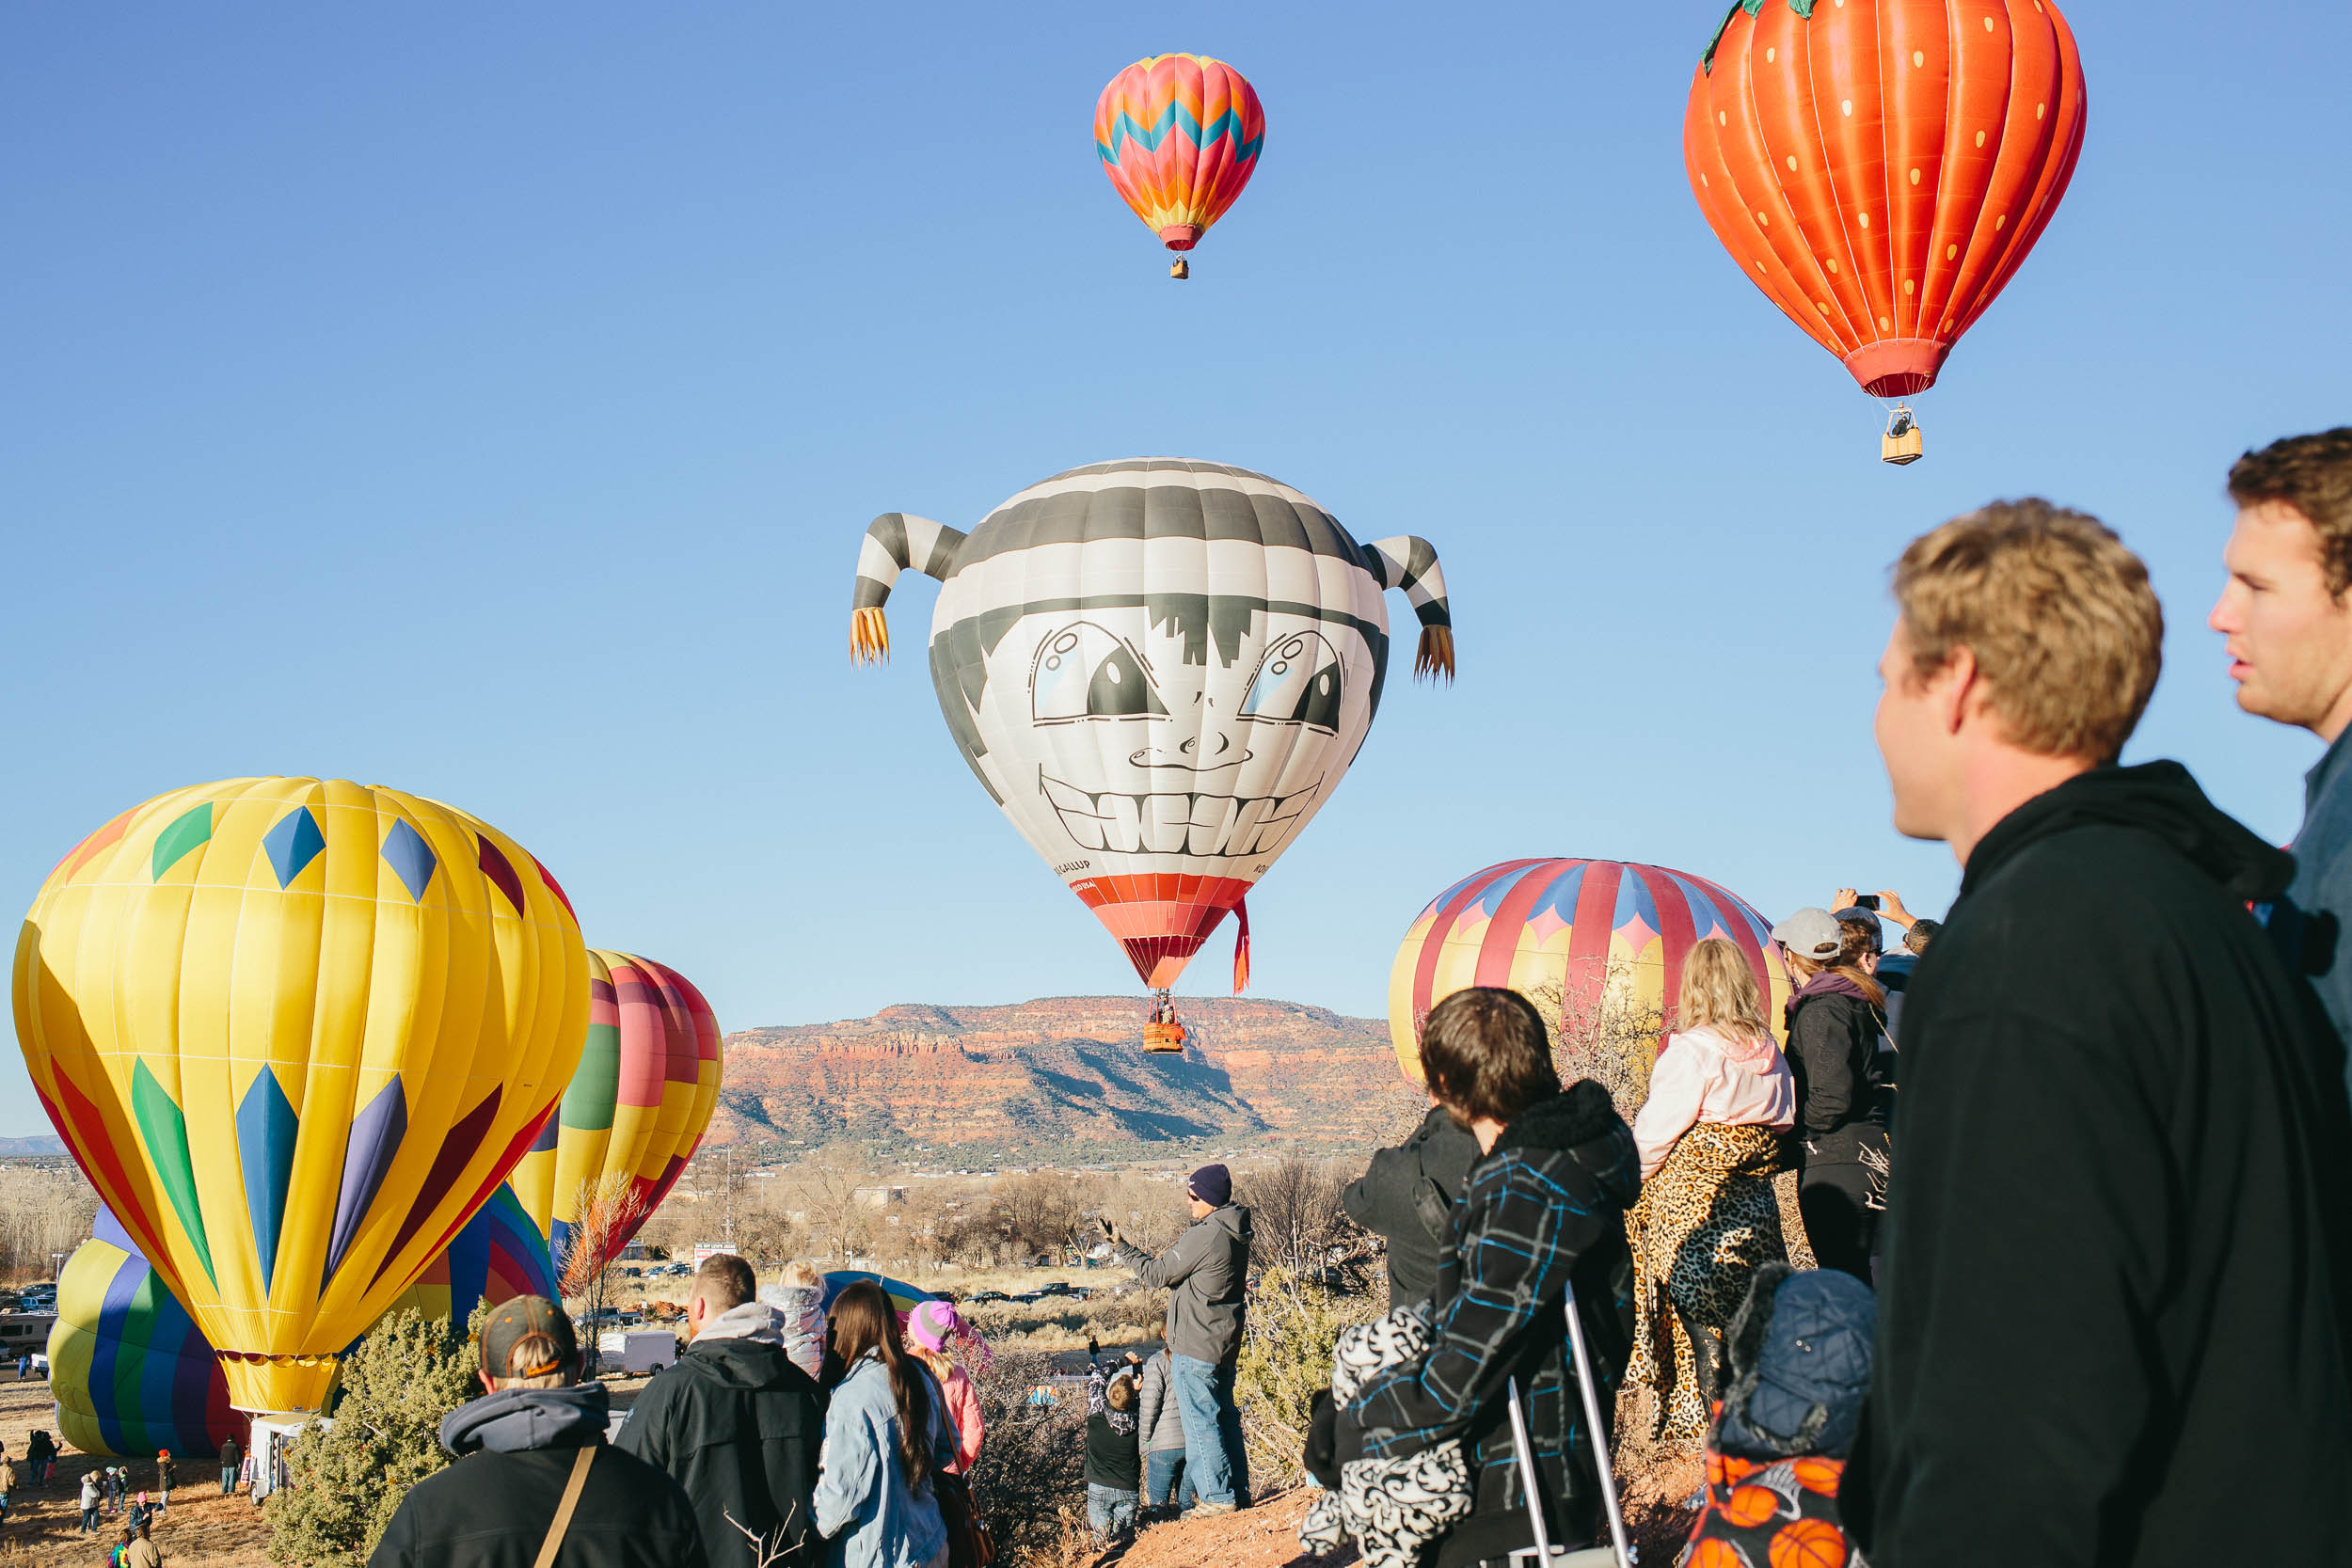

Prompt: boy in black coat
[1846,499,2352,1567]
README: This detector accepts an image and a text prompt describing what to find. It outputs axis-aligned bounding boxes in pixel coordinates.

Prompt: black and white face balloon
[852,458,1452,990]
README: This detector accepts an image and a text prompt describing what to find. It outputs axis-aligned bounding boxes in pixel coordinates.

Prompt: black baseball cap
[479,1294,579,1380]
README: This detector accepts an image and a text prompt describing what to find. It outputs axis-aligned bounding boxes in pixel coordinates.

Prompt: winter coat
[1083,1368,1141,1492]
[812,1352,957,1568]
[767,1284,828,1382]
[80,1476,98,1510]
[2280,721,2352,1093]
[1843,762,2352,1568]
[1348,1083,1641,1568]
[1629,1025,1795,1180]
[930,1361,983,1474]
[613,1302,829,1568]
[216,1438,237,1472]
[1342,1105,1482,1310]
[1785,974,1884,1152]
[1135,1350,1186,1455]
[1115,1203,1253,1365]
[369,1383,705,1568]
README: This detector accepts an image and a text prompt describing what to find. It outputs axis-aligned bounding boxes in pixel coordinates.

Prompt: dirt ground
[0,1371,664,1568]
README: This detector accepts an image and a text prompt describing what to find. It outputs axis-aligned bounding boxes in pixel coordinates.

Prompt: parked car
[972,1291,1009,1304]
[1035,1282,1073,1298]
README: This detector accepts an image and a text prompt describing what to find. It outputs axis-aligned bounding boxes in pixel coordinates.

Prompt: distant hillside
[715,996,1419,1165]
[0,1135,64,1157]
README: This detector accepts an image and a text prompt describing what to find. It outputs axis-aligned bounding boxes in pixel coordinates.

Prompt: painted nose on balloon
[1133,731,1232,768]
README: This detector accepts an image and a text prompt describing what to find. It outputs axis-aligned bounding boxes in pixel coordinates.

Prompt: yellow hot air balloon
[511,950,721,1282]
[12,778,589,1416]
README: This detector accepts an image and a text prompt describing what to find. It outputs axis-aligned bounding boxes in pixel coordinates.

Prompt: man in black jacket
[369,1295,704,1568]
[615,1253,827,1567]
[1846,499,2352,1567]
[1342,1099,1481,1310]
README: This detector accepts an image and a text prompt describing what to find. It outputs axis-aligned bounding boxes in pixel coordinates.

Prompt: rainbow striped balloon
[376,1181,556,1327]
[1388,858,1793,1081]
[48,1209,237,1458]
[1095,55,1264,258]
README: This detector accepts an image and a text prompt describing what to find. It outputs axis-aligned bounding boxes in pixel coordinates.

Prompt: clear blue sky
[5,3,2346,1134]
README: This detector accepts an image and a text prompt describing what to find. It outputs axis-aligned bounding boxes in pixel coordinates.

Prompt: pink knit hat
[908,1299,962,1353]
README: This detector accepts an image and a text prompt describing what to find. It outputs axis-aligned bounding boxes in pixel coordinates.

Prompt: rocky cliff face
[714,996,1417,1164]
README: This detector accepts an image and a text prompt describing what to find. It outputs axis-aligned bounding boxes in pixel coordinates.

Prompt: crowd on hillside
[330,425,2352,1568]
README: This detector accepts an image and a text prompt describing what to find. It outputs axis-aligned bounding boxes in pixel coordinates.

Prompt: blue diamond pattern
[379,819,437,902]
[262,807,326,889]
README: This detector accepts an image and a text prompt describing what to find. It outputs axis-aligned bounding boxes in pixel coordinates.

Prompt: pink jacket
[1633,1024,1796,1180]
[935,1361,984,1474]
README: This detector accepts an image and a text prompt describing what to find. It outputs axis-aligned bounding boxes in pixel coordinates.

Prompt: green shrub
[265,1308,482,1566]
[1234,1268,1382,1494]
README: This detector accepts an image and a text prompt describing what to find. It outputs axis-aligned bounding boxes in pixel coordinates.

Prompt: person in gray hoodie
[1133,1343,1195,1518]
[616,1253,827,1568]
[369,1296,704,1568]
[1103,1164,1253,1514]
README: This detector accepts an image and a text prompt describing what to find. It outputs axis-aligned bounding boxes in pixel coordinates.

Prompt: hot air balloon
[1388,858,1791,1082]
[48,1209,238,1458]
[1684,0,2087,462]
[850,458,1454,1047]
[509,951,722,1281]
[820,1271,936,1321]
[1096,55,1264,278]
[375,1182,557,1328]
[14,778,590,1416]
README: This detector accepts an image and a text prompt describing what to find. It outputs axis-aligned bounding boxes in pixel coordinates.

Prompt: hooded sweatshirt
[1842,763,2352,1568]
[369,1383,704,1568]
[614,1301,829,1568]
[1349,1082,1641,1568]
[1785,971,1884,1147]
[1342,1104,1483,1310]
[1114,1204,1254,1365]
[766,1284,828,1381]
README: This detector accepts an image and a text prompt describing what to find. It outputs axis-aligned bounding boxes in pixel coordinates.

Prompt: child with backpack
[1083,1363,1142,1543]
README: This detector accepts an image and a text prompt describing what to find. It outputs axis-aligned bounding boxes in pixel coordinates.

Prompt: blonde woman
[1624,937,1796,1448]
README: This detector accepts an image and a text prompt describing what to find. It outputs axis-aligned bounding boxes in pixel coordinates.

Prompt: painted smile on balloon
[1040,774,1320,857]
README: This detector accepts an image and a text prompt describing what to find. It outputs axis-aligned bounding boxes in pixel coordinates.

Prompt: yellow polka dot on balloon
[1767,46,1776,62]
[1913,50,1925,67]
[1994,214,2007,230]
[2037,103,2046,119]
[1947,244,1959,259]
[1841,99,1853,116]
[1976,130,1987,147]
[1788,154,1799,170]
[1904,279,1915,294]
[1984,14,1995,30]
[1910,167,1921,184]
[1825,258,1839,274]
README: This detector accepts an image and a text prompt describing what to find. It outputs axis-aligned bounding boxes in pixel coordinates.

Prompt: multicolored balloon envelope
[511,951,721,1281]
[820,1271,936,1320]
[1684,0,2087,400]
[850,458,1454,995]
[1096,55,1264,264]
[49,1208,237,1458]
[13,778,591,1415]
[1388,858,1791,1081]
[376,1182,557,1328]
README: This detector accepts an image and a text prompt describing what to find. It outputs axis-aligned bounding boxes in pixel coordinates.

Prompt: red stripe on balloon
[1651,869,1699,1053]
[1474,861,1567,990]
[1412,860,1547,1028]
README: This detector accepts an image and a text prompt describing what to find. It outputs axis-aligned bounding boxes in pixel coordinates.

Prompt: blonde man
[1845,500,2352,1568]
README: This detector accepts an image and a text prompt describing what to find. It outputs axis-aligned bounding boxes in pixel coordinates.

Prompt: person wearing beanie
[905,1299,987,1474]
[1103,1162,1254,1515]
[1681,1265,1874,1565]
[368,1294,705,1568]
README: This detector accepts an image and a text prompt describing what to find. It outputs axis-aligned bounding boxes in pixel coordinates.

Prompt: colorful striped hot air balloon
[376,1182,557,1329]
[14,778,590,1415]
[1388,858,1792,1082]
[820,1272,936,1321]
[1096,55,1264,277]
[1684,0,2087,461]
[849,459,1454,1042]
[48,1209,238,1458]
[510,951,722,1282]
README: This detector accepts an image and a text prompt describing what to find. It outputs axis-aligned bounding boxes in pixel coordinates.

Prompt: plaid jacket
[1347,1084,1639,1557]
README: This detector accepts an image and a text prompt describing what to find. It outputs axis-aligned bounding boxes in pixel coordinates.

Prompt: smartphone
[1855,894,1881,911]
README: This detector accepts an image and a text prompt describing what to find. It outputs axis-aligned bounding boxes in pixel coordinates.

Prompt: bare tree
[992,1171,1093,1262]
[1236,1157,1360,1278]
[0,1163,99,1281]
[557,1172,653,1354]
[1524,958,1670,1119]
[782,1143,878,1265]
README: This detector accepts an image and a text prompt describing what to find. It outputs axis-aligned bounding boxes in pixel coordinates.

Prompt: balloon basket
[1168,258,1189,280]
[1881,405,1923,466]
[1142,990,1188,1053]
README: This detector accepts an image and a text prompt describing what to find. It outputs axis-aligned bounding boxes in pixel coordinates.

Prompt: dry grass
[0,1378,268,1566]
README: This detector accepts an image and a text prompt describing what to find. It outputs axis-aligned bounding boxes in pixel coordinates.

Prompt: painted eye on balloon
[1030,622,1170,723]
[1241,632,1344,732]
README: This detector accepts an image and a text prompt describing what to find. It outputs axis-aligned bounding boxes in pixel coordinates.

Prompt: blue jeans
[1170,1354,1248,1507]
[1086,1483,1138,1539]
[1145,1449,1195,1514]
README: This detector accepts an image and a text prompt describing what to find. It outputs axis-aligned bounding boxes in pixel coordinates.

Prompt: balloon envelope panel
[14,778,591,1414]
[820,1272,936,1320]
[538,952,722,1278]
[1388,859,1793,1080]
[1683,0,2087,396]
[49,1220,236,1458]
[376,1182,556,1328]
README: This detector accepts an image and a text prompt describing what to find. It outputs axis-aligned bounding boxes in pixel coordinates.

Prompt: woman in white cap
[1772,907,1891,1281]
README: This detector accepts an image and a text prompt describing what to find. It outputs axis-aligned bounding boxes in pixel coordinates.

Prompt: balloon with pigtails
[850,457,1454,1046]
